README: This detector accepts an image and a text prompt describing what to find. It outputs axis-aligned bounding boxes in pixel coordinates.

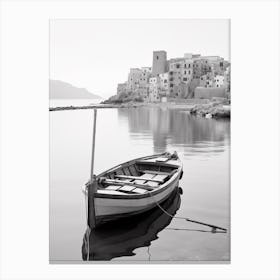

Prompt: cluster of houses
[116,51,230,102]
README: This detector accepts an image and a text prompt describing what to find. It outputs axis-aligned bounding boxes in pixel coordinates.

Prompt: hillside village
[108,50,230,103]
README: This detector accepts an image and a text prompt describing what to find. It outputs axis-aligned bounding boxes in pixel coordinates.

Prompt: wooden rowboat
[85,151,183,228]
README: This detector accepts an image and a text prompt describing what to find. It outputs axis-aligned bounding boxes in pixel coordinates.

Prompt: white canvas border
[0,0,279,279]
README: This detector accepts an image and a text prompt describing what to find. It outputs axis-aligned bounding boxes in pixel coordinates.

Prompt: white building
[159,72,169,95]
[214,75,225,88]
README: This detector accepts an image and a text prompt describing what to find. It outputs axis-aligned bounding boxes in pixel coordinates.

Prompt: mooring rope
[148,191,227,233]
[147,246,151,261]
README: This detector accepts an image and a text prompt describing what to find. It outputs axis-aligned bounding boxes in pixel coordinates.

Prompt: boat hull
[94,174,180,225]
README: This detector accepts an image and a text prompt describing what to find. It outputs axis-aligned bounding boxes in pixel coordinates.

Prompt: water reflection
[118,107,230,154]
[81,188,182,261]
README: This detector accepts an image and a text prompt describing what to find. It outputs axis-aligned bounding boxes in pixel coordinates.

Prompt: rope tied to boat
[147,190,227,233]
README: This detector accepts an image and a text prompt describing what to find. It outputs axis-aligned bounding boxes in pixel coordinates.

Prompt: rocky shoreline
[189,102,230,119]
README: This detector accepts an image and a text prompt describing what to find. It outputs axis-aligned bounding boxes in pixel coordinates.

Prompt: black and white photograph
[49,19,230,263]
[1,0,280,279]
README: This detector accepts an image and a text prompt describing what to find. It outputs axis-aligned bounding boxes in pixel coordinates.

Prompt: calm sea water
[50,99,230,262]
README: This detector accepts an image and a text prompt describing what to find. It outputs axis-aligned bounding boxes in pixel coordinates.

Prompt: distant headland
[49,80,101,99]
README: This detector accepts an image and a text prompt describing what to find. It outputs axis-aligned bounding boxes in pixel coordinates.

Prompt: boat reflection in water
[82,187,182,261]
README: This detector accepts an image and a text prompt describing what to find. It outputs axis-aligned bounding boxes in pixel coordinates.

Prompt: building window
[184,64,186,68]
[183,78,187,81]
[189,70,191,74]
[184,71,186,74]
[170,71,173,75]
[157,56,159,60]
[176,64,180,69]
[189,64,191,68]
[170,84,173,88]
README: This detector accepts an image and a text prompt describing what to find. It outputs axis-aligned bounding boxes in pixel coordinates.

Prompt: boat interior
[97,160,179,196]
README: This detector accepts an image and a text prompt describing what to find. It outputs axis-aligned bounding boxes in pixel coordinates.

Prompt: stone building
[223,66,231,93]
[168,58,192,98]
[194,87,226,99]
[193,58,203,79]
[134,88,148,102]
[169,60,182,96]
[149,76,160,102]
[127,68,142,92]
[152,50,167,76]
[159,72,169,95]
[117,82,127,97]
[139,67,152,87]
[136,67,152,101]
[181,59,193,83]
[199,72,215,88]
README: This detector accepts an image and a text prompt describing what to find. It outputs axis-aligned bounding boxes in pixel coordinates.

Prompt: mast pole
[90,109,97,180]
[88,109,97,229]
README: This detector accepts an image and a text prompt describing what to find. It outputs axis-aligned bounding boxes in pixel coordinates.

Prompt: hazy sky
[50,19,230,98]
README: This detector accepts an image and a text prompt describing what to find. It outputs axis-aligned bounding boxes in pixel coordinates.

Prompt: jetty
[49,104,120,111]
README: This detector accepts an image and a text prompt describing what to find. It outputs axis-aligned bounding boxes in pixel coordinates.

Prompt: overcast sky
[50,19,230,98]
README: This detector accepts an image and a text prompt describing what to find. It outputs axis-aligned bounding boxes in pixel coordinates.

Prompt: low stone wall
[194,87,226,99]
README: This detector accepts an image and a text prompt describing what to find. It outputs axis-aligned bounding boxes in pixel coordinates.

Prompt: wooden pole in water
[88,109,97,229]
[90,109,97,180]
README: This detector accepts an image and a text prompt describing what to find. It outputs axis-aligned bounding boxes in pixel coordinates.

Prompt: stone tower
[152,50,167,75]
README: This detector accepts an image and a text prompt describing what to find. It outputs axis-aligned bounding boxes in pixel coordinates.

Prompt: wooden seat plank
[134,173,155,184]
[145,181,159,187]
[101,178,156,191]
[152,174,168,181]
[118,185,136,192]
[106,185,121,191]
[115,174,163,183]
[132,188,148,194]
